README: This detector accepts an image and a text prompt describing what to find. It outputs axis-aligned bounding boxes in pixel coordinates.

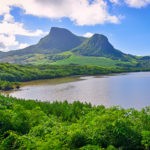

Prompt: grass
[51,54,132,67]
[7,51,136,67]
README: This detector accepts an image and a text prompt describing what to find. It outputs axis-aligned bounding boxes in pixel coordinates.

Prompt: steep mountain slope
[37,27,85,53]
[0,27,86,58]
[72,34,127,60]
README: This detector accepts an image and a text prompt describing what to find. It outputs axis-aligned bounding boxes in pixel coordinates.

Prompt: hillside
[51,52,135,67]
[72,34,126,60]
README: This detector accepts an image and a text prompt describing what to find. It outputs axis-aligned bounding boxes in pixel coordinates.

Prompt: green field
[2,51,137,67]
[52,54,132,67]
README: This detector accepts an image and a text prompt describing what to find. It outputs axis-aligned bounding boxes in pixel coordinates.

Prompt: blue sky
[0,0,150,55]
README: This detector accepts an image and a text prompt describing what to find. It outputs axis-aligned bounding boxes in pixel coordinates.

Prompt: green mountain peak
[37,27,85,53]
[73,33,125,60]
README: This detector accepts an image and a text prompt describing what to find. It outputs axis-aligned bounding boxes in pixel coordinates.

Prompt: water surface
[6,72,150,109]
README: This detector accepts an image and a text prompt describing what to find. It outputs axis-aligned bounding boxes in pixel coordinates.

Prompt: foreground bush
[0,95,149,149]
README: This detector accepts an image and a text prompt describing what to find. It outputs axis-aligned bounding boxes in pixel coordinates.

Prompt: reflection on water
[5,72,150,109]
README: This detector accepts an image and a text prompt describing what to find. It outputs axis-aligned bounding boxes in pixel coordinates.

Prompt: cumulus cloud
[0,42,6,49]
[109,0,150,8]
[0,11,45,51]
[83,32,94,37]
[0,34,19,51]
[0,14,44,37]
[124,0,150,8]
[0,0,120,26]
[18,43,29,49]
[0,32,29,51]
[109,0,120,4]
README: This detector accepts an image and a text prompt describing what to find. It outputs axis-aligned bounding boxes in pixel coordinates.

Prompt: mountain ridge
[0,27,86,58]
[0,27,146,66]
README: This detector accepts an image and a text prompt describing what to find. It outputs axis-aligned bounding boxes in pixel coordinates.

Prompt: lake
[6,72,150,109]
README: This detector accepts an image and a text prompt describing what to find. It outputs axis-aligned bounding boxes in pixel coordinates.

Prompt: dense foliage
[0,63,150,83]
[0,95,149,149]
[0,81,20,91]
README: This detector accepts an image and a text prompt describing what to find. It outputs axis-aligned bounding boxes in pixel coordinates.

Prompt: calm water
[6,72,150,109]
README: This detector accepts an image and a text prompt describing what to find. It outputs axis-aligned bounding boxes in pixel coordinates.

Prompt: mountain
[37,27,86,53]
[0,27,138,65]
[0,27,86,58]
[72,34,126,60]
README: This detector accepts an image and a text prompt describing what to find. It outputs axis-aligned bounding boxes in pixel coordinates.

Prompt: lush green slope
[72,34,126,60]
[0,95,149,149]
[52,53,135,67]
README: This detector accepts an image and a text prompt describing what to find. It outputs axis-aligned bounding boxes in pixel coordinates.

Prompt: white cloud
[0,33,30,51]
[0,14,45,37]
[109,0,120,4]
[0,1,11,15]
[124,0,150,8]
[0,12,45,51]
[0,0,120,26]
[3,13,14,23]
[0,33,31,51]
[0,34,18,51]
[109,0,150,8]
[18,43,29,49]
[83,32,94,37]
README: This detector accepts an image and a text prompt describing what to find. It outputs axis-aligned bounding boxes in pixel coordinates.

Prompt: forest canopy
[0,95,150,149]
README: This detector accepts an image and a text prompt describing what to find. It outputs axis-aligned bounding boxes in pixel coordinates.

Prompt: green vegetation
[72,34,126,60]
[0,81,20,91]
[0,63,148,83]
[52,53,134,67]
[0,95,149,149]
[0,63,120,82]
[0,62,150,91]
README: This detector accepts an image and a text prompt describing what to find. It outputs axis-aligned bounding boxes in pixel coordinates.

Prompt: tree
[141,131,150,150]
